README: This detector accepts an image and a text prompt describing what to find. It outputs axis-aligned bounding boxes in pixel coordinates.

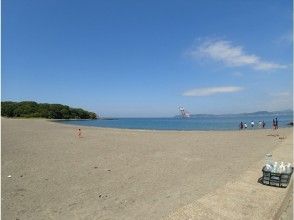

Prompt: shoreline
[3,117,293,132]
[53,119,293,133]
[3,117,293,134]
[2,118,293,219]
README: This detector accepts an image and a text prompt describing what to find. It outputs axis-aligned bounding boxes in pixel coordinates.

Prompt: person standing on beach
[251,121,254,128]
[262,121,265,128]
[272,119,276,129]
[244,123,247,129]
[78,128,82,138]
[275,117,278,129]
[239,122,243,130]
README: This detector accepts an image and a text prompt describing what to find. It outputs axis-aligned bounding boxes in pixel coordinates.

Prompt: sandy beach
[1,118,293,219]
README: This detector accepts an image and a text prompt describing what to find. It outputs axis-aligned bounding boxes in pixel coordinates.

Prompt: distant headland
[175,110,293,118]
[1,101,97,119]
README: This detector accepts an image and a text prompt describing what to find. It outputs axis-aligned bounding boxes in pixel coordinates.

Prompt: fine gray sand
[279,186,293,220]
[1,118,293,219]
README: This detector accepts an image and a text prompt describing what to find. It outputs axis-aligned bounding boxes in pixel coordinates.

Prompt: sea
[58,112,293,131]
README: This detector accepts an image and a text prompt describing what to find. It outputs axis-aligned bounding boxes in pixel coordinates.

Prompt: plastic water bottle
[279,162,285,173]
[265,164,272,172]
[265,154,273,166]
[286,163,292,174]
[273,162,278,173]
[265,154,273,171]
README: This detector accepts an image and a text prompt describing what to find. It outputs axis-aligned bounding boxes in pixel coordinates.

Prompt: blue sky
[2,0,293,117]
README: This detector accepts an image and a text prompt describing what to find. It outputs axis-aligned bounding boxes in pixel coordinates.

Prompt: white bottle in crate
[265,153,273,171]
[279,162,285,173]
[286,163,292,174]
[273,162,278,173]
[265,164,272,171]
[265,154,273,165]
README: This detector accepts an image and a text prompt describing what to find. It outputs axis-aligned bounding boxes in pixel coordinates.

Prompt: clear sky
[2,0,293,117]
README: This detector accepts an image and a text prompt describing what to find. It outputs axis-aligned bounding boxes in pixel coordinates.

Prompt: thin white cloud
[188,40,286,71]
[270,92,290,97]
[183,86,243,96]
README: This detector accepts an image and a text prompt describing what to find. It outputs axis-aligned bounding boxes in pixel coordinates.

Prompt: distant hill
[237,110,293,116]
[1,101,97,119]
[175,110,293,118]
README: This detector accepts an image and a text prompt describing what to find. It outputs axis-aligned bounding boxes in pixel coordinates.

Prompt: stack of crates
[261,166,293,188]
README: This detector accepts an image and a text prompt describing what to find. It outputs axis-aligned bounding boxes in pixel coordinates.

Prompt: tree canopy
[1,101,97,119]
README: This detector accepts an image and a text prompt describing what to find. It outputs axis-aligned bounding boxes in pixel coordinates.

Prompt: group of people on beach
[239,120,266,130]
[272,117,279,130]
[239,118,279,130]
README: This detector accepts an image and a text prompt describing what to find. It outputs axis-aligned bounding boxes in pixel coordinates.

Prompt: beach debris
[267,134,279,137]
[94,166,98,169]
[107,169,111,172]
[279,136,286,140]
[7,175,12,178]
[20,175,23,178]
[97,193,108,198]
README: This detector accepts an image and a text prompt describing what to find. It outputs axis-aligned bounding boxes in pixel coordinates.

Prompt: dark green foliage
[1,101,97,119]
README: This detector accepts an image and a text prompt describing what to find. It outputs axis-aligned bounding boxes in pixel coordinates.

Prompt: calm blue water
[58,113,293,131]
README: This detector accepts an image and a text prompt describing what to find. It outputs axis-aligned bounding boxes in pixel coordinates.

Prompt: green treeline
[1,101,97,119]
